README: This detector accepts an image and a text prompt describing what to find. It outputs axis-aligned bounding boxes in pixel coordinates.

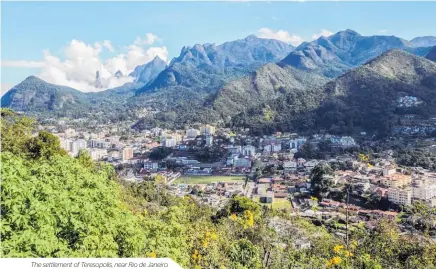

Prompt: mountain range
[2,29,436,136]
[232,49,436,136]
[281,29,433,77]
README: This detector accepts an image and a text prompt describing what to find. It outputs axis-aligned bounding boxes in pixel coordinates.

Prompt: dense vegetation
[2,109,436,268]
[232,50,436,137]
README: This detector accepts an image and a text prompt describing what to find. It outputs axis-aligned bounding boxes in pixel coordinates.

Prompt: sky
[2,1,436,93]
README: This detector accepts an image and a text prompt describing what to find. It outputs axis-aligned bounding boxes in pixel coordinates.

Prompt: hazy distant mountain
[281,29,429,77]
[235,49,436,136]
[139,35,294,94]
[410,36,436,47]
[114,70,123,78]
[129,56,167,84]
[426,46,436,62]
[1,76,89,113]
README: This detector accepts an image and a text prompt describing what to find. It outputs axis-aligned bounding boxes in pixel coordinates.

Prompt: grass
[271,198,293,210]
[173,175,246,185]
[256,198,293,211]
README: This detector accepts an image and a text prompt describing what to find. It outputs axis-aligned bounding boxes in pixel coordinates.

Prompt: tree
[310,163,334,199]
[27,131,67,159]
[228,239,262,269]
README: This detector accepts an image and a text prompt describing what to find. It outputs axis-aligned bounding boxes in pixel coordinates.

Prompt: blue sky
[2,1,436,92]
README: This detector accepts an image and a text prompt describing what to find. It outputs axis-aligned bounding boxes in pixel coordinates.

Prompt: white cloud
[134,33,159,46]
[6,34,168,93]
[1,60,45,68]
[311,29,334,40]
[379,29,388,34]
[257,28,303,46]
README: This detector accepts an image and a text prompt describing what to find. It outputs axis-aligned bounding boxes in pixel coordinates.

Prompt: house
[260,191,274,203]
[234,157,252,168]
[283,161,298,173]
[144,161,159,171]
[258,178,272,184]
[242,145,256,157]
[274,192,288,199]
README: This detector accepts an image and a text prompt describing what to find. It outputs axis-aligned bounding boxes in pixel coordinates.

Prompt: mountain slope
[280,29,429,77]
[1,76,89,113]
[210,63,329,119]
[426,46,436,62]
[129,56,167,84]
[410,36,436,47]
[138,35,294,94]
[235,50,436,136]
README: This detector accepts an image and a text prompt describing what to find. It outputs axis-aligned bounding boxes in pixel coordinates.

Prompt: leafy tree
[310,163,334,199]
[27,130,67,159]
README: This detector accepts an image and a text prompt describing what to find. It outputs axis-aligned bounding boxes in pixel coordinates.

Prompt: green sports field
[173,175,246,184]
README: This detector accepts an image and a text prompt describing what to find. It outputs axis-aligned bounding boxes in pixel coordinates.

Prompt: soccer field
[173,175,246,184]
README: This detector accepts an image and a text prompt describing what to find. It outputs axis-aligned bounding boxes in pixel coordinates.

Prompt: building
[88,139,111,149]
[144,161,159,171]
[60,138,72,152]
[242,145,256,157]
[283,161,298,173]
[162,137,177,147]
[206,135,214,146]
[186,128,199,138]
[387,188,412,206]
[289,138,307,150]
[122,147,134,161]
[383,167,397,176]
[339,136,356,147]
[380,174,411,188]
[71,139,87,157]
[412,179,436,202]
[87,148,107,161]
[200,124,216,135]
[234,157,251,168]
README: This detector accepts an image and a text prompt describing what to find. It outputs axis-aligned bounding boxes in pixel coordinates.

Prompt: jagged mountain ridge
[129,56,167,84]
[139,35,295,94]
[281,29,433,77]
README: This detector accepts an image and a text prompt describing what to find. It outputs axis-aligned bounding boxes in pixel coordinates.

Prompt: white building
[289,138,307,150]
[87,148,107,161]
[272,144,281,152]
[387,188,412,206]
[234,157,251,168]
[242,145,256,157]
[151,127,163,136]
[162,137,177,148]
[144,161,159,170]
[88,139,111,149]
[200,125,216,135]
[71,139,87,157]
[186,128,200,138]
[60,138,72,152]
[340,136,356,147]
[412,180,436,202]
[283,161,298,172]
[206,136,213,146]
